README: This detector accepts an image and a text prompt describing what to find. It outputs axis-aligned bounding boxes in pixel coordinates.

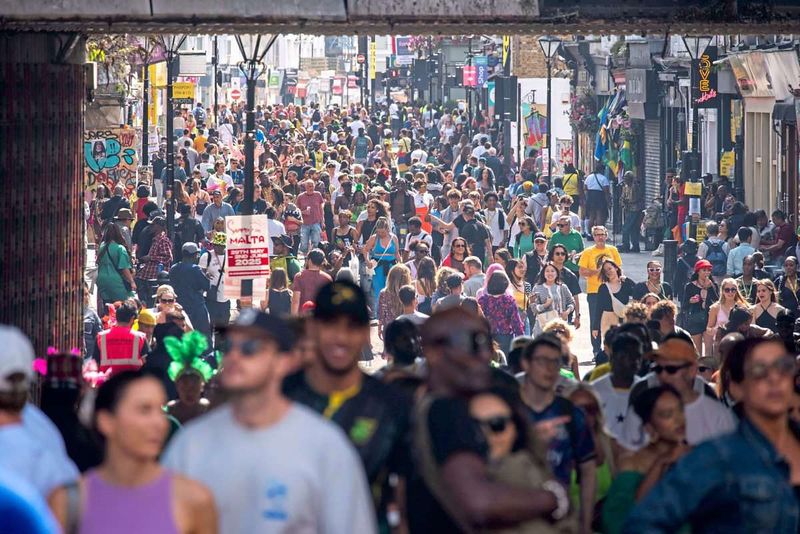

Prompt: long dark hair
[535,261,562,285]
[98,222,131,262]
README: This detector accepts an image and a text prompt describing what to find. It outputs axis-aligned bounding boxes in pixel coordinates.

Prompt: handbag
[684,310,708,334]
[535,289,560,330]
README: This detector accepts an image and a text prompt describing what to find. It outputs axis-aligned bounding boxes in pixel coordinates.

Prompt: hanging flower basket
[568,90,599,134]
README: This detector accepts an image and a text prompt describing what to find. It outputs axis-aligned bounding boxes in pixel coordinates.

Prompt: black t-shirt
[559,266,582,296]
[287,164,306,181]
[460,219,491,262]
[282,371,412,500]
[407,397,488,534]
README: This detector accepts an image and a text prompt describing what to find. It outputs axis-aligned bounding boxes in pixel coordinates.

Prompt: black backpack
[705,241,727,277]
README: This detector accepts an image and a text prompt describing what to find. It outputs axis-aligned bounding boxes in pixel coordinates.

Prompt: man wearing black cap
[283,281,411,529]
[163,309,376,533]
[169,242,211,344]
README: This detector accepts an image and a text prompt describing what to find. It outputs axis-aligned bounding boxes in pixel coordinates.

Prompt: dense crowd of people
[3,100,800,533]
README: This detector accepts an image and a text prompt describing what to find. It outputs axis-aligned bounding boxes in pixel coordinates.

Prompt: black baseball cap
[313,281,370,326]
[218,308,294,352]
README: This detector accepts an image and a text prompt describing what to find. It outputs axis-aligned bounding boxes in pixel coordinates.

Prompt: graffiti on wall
[84,129,139,192]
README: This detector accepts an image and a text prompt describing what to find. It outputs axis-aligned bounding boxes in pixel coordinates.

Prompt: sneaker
[652,244,664,257]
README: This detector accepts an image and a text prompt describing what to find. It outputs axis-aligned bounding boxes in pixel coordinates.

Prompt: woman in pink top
[51,370,217,534]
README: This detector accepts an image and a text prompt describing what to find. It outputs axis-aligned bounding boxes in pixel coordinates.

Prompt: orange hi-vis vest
[97,326,146,375]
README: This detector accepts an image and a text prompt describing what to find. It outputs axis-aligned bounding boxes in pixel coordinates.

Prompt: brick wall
[512,35,567,78]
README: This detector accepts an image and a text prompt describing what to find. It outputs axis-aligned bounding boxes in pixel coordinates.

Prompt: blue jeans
[299,223,322,255]
[621,210,641,251]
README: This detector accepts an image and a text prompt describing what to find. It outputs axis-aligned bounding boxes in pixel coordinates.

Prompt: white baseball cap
[0,325,34,392]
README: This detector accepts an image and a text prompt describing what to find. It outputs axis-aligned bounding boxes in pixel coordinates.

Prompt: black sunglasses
[652,362,692,375]
[474,415,513,434]
[221,338,267,357]
[553,251,566,257]
[160,298,175,304]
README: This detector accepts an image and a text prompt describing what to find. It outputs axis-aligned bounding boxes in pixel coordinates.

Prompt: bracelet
[542,479,569,521]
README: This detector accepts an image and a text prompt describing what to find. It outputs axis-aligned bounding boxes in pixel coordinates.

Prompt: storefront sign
[719,151,735,178]
[475,56,489,87]
[369,41,377,80]
[172,81,195,104]
[696,46,718,108]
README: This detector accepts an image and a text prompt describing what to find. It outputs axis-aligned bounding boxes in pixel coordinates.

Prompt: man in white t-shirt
[481,192,507,251]
[590,332,643,441]
[410,143,428,164]
[403,217,432,260]
[619,336,736,451]
[163,310,376,534]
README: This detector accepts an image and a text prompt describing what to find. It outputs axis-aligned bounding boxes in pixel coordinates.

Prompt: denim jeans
[621,210,642,251]
[299,223,322,255]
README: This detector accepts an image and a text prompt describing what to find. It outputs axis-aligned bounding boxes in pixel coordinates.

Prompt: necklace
[786,276,798,294]
[646,280,664,298]
[740,278,754,298]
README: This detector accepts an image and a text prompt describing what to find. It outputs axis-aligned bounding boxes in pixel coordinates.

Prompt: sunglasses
[221,338,267,357]
[553,251,566,257]
[160,298,175,304]
[430,330,492,355]
[474,415,513,434]
[723,287,738,293]
[453,244,466,248]
[557,224,567,228]
[746,355,796,381]
[652,362,692,375]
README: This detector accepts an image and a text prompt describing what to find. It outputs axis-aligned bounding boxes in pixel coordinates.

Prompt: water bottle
[157,262,164,273]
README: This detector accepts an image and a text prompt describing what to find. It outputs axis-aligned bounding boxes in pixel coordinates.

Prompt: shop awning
[773,99,797,124]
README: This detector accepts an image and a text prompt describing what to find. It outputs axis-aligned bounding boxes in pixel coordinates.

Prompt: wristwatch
[542,479,570,521]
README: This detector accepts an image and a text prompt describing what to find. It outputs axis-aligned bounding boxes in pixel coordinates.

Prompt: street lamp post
[235,33,278,305]
[538,35,561,181]
[682,35,713,179]
[158,34,188,240]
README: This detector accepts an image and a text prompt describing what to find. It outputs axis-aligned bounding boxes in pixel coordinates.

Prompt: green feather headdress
[164,331,215,382]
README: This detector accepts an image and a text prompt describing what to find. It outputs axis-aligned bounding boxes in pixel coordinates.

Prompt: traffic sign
[230,88,242,101]
[356,53,366,65]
